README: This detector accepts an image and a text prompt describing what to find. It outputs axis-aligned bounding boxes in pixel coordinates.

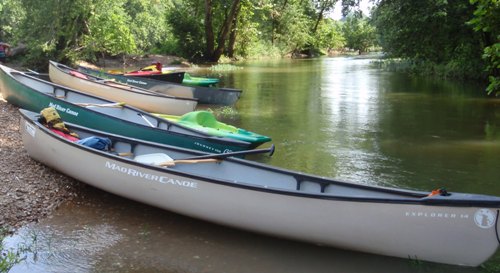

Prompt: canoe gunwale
[19,109,500,208]
[50,61,198,103]
[77,66,242,105]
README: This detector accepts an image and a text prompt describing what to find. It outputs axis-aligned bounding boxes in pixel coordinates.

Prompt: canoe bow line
[497,210,500,245]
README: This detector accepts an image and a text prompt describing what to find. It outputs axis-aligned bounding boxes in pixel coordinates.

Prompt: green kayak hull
[182,73,220,87]
[154,111,271,145]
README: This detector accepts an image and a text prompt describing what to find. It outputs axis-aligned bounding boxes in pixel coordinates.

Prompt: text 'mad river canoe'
[0,64,265,153]
[78,65,242,106]
[49,60,197,115]
[18,109,500,267]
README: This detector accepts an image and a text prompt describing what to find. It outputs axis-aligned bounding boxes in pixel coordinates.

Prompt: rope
[496,210,500,245]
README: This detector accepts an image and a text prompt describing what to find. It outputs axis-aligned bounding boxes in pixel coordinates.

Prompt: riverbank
[0,96,84,232]
[0,54,199,233]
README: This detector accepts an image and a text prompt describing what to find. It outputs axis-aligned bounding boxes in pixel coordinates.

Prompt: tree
[204,0,242,61]
[17,0,93,67]
[82,0,137,62]
[342,14,376,54]
[371,0,486,83]
[468,0,500,95]
[0,0,25,42]
[167,0,205,60]
[315,18,345,53]
[312,0,338,34]
[125,0,173,52]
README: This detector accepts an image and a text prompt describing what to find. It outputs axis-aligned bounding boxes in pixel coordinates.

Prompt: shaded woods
[0,0,498,94]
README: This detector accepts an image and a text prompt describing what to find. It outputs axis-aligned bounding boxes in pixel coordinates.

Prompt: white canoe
[19,109,500,267]
[48,60,197,115]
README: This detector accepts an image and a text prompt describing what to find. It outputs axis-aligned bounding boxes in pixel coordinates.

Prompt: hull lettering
[105,161,198,189]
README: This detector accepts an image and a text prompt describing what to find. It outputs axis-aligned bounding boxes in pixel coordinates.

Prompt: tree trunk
[227,3,242,58]
[312,7,325,34]
[204,0,215,59]
[313,0,337,34]
[211,0,241,62]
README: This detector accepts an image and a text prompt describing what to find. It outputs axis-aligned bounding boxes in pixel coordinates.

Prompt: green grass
[0,229,23,273]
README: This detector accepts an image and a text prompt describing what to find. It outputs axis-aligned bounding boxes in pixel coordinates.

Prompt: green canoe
[0,64,266,154]
[153,111,271,145]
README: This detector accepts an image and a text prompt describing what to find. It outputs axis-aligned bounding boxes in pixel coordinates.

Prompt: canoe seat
[134,153,173,165]
[180,111,218,128]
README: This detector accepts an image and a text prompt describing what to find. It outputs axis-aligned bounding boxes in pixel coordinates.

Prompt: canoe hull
[49,61,197,115]
[19,110,500,267]
[78,66,242,106]
[0,64,254,153]
[124,71,185,84]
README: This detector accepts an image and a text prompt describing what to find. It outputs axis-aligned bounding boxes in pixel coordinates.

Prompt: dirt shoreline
[0,96,84,232]
[0,55,191,232]
[0,54,190,232]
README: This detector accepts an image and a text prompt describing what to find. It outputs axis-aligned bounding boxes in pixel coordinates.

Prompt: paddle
[158,158,221,167]
[75,102,126,108]
[137,113,155,127]
[156,145,274,167]
[182,144,275,160]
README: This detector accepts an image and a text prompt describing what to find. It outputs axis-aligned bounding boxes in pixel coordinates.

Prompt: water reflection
[229,57,500,195]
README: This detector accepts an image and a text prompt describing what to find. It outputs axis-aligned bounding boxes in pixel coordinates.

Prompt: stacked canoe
[78,65,241,106]
[0,63,271,153]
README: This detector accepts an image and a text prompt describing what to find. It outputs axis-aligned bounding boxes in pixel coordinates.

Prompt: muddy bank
[0,97,84,232]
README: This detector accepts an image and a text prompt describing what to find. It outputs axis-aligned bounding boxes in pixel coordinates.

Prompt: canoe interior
[52,61,184,98]
[10,70,219,138]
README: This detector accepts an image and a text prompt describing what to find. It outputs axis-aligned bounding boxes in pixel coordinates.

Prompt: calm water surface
[6,56,500,272]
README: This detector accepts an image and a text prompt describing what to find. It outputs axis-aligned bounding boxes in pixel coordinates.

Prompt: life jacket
[39,107,79,138]
[50,129,80,142]
[141,62,162,72]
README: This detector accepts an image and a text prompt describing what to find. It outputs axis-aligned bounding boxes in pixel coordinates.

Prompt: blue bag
[76,136,112,151]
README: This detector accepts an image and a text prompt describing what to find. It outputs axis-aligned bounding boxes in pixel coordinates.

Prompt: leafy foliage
[314,19,345,52]
[82,0,137,60]
[468,0,500,95]
[342,14,376,54]
[371,0,487,84]
[0,0,25,42]
[166,0,206,60]
[1,0,495,94]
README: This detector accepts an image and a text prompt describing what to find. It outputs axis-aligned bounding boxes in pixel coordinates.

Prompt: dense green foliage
[0,0,354,66]
[372,0,499,95]
[342,14,376,54]
[0,0,497,94]
[468,0,500,95]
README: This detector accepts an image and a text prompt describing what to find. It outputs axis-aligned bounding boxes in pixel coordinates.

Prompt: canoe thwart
[75,102,126,108]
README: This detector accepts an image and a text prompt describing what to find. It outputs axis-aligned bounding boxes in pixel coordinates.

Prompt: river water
[6,56,500,272]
